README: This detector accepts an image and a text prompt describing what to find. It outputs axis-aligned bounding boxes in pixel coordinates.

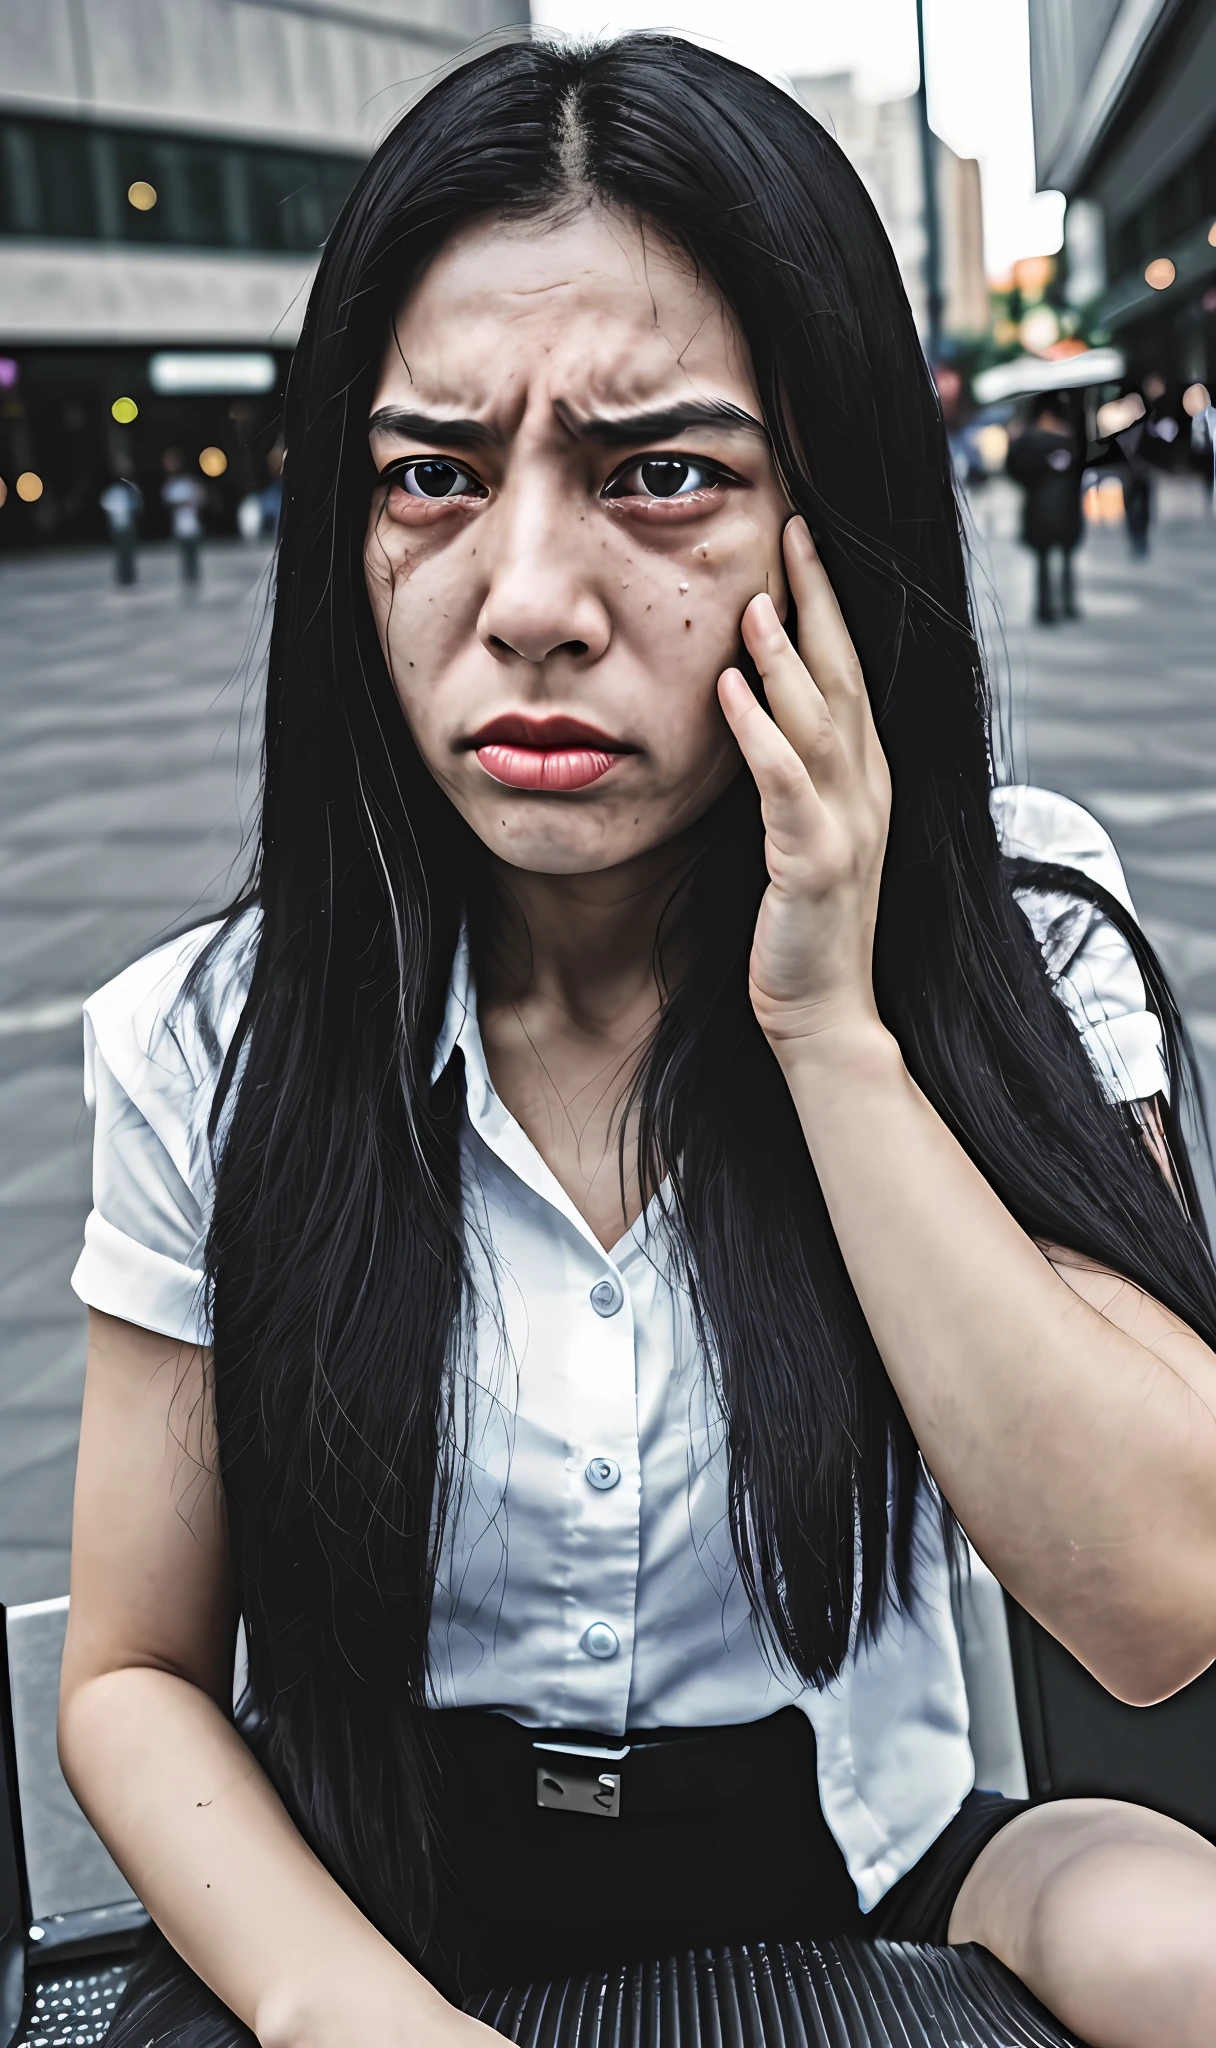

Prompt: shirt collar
[431,926,475,1088]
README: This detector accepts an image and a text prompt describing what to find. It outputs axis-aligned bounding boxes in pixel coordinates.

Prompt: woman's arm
[717,518,1216,1707]
[60,1310,492,2048]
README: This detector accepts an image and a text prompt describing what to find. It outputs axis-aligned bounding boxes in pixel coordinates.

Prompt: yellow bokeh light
[1012,254,1055,298]
[111,396,138,424]
[1144,257,1176,290]
[16,471,43,502]
[1209,223,1216,248]
[127,181,157,211]
[1183,383,1211,418]
[1083,476,1125,526]
[973,424,1009,472]
[198,446,228,477]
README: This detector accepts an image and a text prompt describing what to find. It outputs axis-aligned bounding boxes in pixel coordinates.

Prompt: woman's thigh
[948,1796,1216,2048]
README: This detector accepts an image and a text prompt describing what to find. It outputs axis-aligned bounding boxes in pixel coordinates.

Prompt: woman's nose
[476,483,611,667]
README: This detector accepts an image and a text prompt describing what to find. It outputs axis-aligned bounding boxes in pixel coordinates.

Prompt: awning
[972,347,1125,406]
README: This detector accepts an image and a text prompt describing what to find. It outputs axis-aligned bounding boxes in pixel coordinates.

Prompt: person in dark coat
[1005,398,1084,623]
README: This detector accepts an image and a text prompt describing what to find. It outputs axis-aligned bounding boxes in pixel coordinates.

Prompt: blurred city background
[1,0,1215,1604]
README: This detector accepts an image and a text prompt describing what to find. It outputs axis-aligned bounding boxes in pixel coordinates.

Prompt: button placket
[560,1255,637,1721]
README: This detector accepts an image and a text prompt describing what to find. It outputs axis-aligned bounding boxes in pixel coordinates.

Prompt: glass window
[0,117,360,253]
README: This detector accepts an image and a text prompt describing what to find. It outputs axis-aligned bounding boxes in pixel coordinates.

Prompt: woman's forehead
[373,209,756,426]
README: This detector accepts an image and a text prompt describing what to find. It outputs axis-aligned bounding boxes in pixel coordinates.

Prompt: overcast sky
[529,0,1065,279]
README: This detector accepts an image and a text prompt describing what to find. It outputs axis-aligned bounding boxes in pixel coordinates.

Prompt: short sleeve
[71,914,257,1345]
[991,784,1168,1105]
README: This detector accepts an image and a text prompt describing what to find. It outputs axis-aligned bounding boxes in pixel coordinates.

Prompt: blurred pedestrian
[1005,398,1083,624]
[236,445,286,543]
[99,476,142,587]
[259,442,284,537]
[161,448,206,587]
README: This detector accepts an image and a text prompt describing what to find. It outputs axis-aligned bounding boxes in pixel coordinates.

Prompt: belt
[430,1706,810,1824]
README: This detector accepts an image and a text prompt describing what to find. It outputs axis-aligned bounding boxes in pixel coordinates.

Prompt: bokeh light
[1096,393,1146,438]
[127,181,157,211]
[1209,223,1216,248]
[1083,476,1125,526]
[198,447,228,477]
[1019,305,1060,355]
[1144,257,1176,290]
[1183,383,1211,417]
[16,472,44,502]
[111,397,138,424]
[0,478,7,509]
[973,424,1009,471]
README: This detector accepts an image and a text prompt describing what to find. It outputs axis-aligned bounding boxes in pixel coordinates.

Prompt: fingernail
[787,515,815,553]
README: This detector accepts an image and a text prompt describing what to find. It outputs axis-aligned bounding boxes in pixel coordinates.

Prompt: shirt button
[580,1622,620,1660]
[585,1457,621,1491]
[589,1276,624,1317]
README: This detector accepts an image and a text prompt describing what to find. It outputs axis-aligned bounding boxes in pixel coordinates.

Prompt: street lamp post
[915,0,944,365]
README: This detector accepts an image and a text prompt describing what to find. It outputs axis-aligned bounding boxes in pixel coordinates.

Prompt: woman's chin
[456,797,666,876]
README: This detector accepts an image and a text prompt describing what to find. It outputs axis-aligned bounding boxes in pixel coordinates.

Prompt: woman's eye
[389,459,485,500]
[604,457,722,500]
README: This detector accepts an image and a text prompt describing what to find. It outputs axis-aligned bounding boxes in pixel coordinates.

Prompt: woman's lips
[469,716,631,793]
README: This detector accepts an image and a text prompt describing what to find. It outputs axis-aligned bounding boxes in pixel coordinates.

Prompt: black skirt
[421,1707,1025,1997]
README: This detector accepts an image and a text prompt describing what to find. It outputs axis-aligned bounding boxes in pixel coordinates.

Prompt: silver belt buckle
[534,1739,630,1818]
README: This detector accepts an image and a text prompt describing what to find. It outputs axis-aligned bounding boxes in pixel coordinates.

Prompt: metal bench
[2,1570,1214,2048]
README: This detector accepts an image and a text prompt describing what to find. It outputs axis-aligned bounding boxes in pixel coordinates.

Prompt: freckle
[646,603,652,611]
[685,618,692,630]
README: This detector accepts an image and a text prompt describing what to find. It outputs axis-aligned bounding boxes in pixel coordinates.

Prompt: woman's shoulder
[990,783,1134,913]
[83,906,261,1115]
[990,785,1166,1103]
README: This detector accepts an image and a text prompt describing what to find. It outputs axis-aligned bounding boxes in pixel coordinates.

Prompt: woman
[60,35,1216,2048]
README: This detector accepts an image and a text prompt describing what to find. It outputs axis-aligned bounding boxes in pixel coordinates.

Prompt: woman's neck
[473,836,697,1250]
[479,836,696,1017]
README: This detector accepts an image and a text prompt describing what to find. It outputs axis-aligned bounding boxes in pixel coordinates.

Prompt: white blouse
[71,786,1167,1913]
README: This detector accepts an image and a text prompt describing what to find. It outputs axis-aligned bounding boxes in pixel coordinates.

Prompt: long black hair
[192,33,1216,1961]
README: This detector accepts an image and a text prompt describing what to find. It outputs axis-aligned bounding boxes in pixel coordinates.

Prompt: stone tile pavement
[0,539,268,1604]
[0,487,1213,1604]
[971,475,1216,1117]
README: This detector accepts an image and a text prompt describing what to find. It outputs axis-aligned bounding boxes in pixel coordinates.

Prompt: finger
[783,517,874,755]
[739,592,845,787]
[717,667,825,843]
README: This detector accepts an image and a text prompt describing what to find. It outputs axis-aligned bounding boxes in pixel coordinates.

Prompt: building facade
[0,0,528,546]
[792,74,988,346]
[1028,0,1216,390]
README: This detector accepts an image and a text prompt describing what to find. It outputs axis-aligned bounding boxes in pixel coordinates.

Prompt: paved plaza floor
[0,487,1214,1604]
[0,539,269,1603]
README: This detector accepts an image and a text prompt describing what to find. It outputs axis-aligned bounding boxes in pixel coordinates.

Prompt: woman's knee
[951,1799,1216,2047]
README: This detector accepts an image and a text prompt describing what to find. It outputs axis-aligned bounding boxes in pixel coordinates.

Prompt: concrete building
[0,0,528,546]
[793,74,988,344]
[1028,0,1216,388]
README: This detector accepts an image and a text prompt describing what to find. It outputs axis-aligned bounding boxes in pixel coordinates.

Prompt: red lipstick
[468,714,633,793]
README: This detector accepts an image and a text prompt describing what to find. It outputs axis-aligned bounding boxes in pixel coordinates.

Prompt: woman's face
[365,207,790,874]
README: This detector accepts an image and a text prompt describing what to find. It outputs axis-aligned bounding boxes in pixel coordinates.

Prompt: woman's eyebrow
[555,398,768,445]
[368,405,501,449]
